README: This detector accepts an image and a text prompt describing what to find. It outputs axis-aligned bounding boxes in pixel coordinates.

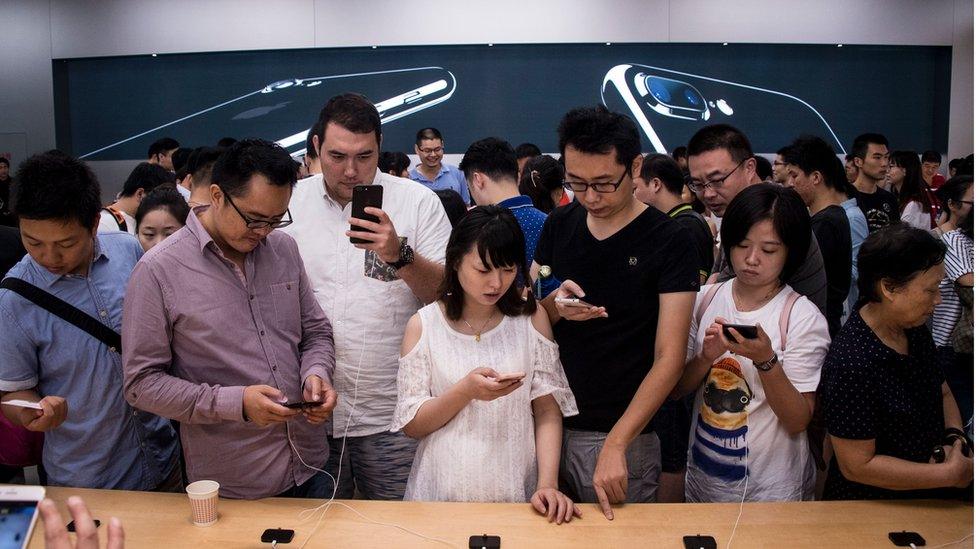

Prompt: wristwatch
[388,241,415,270]
[754,353,778,372]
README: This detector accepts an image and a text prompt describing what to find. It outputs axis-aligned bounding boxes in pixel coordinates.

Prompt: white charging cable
[285,323,459,549]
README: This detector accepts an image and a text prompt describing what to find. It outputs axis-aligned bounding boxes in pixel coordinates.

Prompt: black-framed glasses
[562,170,628,194]
[687,157,749,193]
[418,146,443,155]
[224,193,293,230]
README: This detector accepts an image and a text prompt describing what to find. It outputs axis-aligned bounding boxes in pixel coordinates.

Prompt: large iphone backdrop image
[54,43,950,158]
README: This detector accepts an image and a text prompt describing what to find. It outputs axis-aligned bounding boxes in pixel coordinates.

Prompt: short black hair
[314,93,382,147]
[438,205,536,320]
[857,223,946,304]
[304,120,324,160]
[378,151,410,176]
[671,146,688,160]
[211,139,297,198]
[557,105,641,169]
[187,146,224,190]
[434,189,469,228]
[639,153,685,196]
[921,150,942,164]
[216,137,237,148]
[518,154,563,214]
[720,183,811,283]
[514,143,541,160]
[415,127,443,146]
[851,133,888,160]
[172,147,193,174]
[12,151,101,230]
[754,155,773,181]
[782,135,848,192]
[147,137,180,159]
[120,162,176,197]
[459,137,518,182]
[135,185,190,228]
[687,124,754,164]
[0,157,9,167]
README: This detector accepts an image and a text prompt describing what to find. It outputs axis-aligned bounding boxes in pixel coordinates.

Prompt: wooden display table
[31,487,972,548]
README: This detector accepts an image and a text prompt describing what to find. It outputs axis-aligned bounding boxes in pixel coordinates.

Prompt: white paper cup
[185,480,220,526]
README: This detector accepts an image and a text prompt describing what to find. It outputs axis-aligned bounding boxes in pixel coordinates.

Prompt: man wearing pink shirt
[123,139,338,499]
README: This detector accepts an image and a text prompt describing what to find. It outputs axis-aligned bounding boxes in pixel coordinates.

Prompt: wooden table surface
[29,487,973,548]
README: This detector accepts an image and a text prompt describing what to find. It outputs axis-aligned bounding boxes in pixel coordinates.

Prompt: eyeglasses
[562,170,628,194]
[418,146,443,155]
[224,192,293,230]
[687,157,749,193]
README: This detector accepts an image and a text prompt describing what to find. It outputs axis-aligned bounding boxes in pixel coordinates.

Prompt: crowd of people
[0,92,973,535]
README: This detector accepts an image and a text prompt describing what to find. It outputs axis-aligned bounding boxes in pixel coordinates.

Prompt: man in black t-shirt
[850,133,899,233]
[531,106,699,518]
[782,136,852,337]
[635,153,714,284]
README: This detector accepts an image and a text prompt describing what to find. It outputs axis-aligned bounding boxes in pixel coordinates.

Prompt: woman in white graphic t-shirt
[391,205,581,523]
[674,184,830,502]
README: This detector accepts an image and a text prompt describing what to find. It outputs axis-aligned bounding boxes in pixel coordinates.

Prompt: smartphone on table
[349,185,384,244]
[0,485,45,549]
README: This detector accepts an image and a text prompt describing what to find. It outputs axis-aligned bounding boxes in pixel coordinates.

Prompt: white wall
[0,0,972,190]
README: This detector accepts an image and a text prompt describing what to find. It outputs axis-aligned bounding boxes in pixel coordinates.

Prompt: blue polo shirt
[409,163,471,205]
[0,232,177,489]
[498,194,559,296]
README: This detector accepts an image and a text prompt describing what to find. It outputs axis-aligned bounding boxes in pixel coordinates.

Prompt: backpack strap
[695,280,729,326]
[778,290,802,352]
[0,277,122,353]
[102,206,128,232]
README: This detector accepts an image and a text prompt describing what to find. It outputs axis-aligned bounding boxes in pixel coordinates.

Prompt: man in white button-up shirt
[281,94,452,500]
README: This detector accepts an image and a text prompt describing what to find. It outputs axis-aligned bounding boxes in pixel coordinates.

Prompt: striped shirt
[931,229,973,346]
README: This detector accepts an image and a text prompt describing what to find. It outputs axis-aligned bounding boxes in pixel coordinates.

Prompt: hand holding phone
[349,185,384,244]
[553,280,607,322]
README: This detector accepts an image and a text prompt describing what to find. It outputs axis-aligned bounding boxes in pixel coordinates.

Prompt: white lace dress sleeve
[390,322,434,433]
[528,329,578,417]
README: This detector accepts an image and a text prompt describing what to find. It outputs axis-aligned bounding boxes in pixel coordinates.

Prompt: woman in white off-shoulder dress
[391,206,581,523]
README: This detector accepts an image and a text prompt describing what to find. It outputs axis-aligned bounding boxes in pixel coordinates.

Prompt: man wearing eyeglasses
[686,124,827,315]
[530,106,700,520]
[409,127,472,205]
[122,139,339,500]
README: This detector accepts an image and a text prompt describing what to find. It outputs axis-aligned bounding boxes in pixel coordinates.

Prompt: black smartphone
[261,528,295,544]
[468,535,501,549]
[722,323,759,340]
[602,63,845,154]
[888,531,925,547]
[283,400,321,410]
[66,519,100,532]
[683,535,717,549]
[349,185,384,244]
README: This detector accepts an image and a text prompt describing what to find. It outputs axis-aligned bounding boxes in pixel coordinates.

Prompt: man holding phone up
[530,106,699,519]
[281,94,452,500]
[123,140,338,499]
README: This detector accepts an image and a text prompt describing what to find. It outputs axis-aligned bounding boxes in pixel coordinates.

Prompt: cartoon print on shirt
[692,357,752,482]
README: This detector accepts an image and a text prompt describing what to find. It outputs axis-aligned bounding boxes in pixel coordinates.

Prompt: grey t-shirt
[714,231,828,316]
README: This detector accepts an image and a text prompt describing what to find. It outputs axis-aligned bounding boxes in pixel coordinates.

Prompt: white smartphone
[1,400,42,411]
[493,372,526,383]
[601,63,845,154]
[554,297,595,308]
[0,485,45,549]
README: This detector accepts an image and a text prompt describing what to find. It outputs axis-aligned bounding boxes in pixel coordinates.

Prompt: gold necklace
[461,311,495,343]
